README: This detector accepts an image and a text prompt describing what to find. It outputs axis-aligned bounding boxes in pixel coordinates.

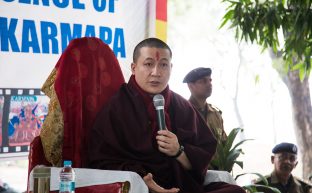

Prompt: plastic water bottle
[59,160,75,193]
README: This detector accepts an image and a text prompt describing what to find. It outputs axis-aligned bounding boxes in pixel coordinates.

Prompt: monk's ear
[131,63,136,74]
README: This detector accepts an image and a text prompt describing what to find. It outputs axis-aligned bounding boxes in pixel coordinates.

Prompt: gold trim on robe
[40,68,64,167]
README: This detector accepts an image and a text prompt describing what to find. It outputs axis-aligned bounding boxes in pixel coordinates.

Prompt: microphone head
[153,94,165,108]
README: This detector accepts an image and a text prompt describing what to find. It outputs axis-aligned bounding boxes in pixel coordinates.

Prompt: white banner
[0,0,158,158]
[0,0,156,88]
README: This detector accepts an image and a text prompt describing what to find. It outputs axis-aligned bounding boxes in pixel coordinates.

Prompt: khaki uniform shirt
[189,96,227,144]
[255,172,312,193]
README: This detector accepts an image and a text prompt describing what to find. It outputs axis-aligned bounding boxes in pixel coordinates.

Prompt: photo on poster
[0,96,3,146]
[8,95,49,146]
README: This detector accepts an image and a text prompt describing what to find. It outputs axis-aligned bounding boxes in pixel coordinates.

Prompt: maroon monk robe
[87,76,245,193]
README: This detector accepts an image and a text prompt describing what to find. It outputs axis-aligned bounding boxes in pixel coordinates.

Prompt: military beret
[183,67,212,83]
[272,142,297,155]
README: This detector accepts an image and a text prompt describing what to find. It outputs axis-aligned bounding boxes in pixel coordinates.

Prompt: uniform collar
[189,95,207,111]
[271,171,298,186]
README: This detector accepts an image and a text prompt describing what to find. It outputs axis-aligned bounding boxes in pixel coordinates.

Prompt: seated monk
[87,38,246,193]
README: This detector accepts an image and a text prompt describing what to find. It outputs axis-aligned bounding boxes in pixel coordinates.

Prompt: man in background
[255,142,312,193]
[183,67,226,144]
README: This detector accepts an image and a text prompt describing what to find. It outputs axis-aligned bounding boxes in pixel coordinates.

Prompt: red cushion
[50,182,127,193]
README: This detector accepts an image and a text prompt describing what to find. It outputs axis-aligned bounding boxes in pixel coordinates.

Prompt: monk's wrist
[171,144,184,158]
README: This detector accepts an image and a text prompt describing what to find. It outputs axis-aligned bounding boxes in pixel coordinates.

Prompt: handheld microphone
[153,94,166,130]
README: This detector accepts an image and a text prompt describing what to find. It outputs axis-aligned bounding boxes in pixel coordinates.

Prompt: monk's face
[131,47,172,94]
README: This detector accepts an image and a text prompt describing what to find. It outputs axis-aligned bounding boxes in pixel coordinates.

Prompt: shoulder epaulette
[293,176,312,187]
[208,103,222,114]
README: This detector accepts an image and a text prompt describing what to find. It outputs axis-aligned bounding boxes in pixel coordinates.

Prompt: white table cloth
[29,167,148,193]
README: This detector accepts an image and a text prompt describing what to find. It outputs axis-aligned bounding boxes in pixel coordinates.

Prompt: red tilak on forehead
[155,51,160,61]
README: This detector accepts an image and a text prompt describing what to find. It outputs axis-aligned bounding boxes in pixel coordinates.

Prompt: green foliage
[209,127,281,193]
[244,184,281,193]
[210,128,252,172]
[220,0,312,77]
[235,173,281,193]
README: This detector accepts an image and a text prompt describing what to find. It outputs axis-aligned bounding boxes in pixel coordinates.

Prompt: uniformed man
[255,142,312,193]
[183,67,227,144]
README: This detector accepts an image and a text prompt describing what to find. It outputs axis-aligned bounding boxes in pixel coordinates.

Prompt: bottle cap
[63,160,72,166]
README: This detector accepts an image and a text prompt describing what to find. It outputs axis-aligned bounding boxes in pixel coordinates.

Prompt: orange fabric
[53,37,125,167]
